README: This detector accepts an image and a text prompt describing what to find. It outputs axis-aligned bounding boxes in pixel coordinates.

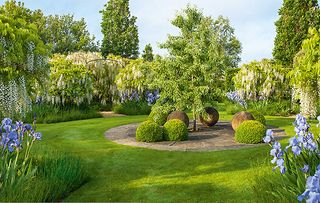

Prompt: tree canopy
[273,0,320,67]
[142,44,154,62]
[44,14,98,54]
[100,0,139,59]
[151,6,240,130]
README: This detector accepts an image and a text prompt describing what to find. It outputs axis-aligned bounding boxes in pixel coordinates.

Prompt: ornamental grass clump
[263,114,320,202]
[0,118,41,193]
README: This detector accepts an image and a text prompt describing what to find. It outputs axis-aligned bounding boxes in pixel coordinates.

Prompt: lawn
[32,110,308,202]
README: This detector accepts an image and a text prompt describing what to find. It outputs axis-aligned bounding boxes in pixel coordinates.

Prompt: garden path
[105,122,286,151]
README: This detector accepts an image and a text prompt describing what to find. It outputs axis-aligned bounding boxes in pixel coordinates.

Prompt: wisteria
[263,114,320,202]
[226,91,247,108]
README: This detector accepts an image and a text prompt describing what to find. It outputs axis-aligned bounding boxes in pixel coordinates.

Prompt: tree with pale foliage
[151,6,241,131]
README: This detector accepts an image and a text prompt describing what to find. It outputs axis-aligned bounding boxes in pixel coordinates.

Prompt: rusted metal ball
[231,111,255,131]
[167,111,189,127]
[199,107,219,127]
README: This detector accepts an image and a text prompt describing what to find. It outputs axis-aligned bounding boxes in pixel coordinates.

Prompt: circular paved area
[105,121,287,152]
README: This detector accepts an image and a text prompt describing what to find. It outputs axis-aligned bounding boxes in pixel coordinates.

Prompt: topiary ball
[231,111,254,130]
[199,107,219,127]
[163,119,188,141]
[235,120,267,144]
[247,109,266,125]
[136,121,163,142]
[148,107,170,126]
[167,111,189,127]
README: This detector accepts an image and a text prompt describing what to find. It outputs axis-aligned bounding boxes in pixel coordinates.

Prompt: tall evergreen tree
[142,44,154,61]
[100,0,139,59]
[273,0,320,67]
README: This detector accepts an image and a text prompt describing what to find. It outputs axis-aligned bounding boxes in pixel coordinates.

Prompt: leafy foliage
[44,14,98,54]
[148,106,170,126]
[235,120,266,144]
[0,1,50,117]
[225,68,240,92]
[151,6,241,130]
[116,58,153,94]
[163,119,188,141]
[48,54,93,106]
[142,44,154,62]
[112,100,151,115]
[67,52,123,104]
[136,121,163,142]
[291,28,320,118]
[100,0,139,58]
[247,109,266,125]
[234,59,289,101]
[273,0,320,67]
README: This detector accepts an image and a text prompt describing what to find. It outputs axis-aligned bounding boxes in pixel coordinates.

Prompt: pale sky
[0,0,283,64]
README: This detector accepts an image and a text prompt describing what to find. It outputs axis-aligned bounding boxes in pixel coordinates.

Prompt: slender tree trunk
[192,105,197,131]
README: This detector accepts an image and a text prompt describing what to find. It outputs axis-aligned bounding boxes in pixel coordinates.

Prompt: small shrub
[136,121,163,142]
[148,107,169,126]
[113,100,151,115]
[235,120,266,144]
[247,109,266,125]
[163,119,188,141]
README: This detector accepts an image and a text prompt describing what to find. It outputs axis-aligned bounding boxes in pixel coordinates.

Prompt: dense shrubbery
[225,100,299,116]
[247,109,266,125]
[136,121,163,142]
[235,120,266,144]
[163,119,188,141]
[113,100,151,115]
[25,104,102,124]
[148,107,170,126]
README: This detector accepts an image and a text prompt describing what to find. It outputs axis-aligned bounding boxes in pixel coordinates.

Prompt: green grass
[33,109,317,202]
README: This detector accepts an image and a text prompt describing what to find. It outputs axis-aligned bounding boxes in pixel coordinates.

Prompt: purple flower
[34,132,42,140]
[2,118,12,126]
[226,91,247,108]
[301,165,310,173]
[263,129,274,143]
[24,124,32,131]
